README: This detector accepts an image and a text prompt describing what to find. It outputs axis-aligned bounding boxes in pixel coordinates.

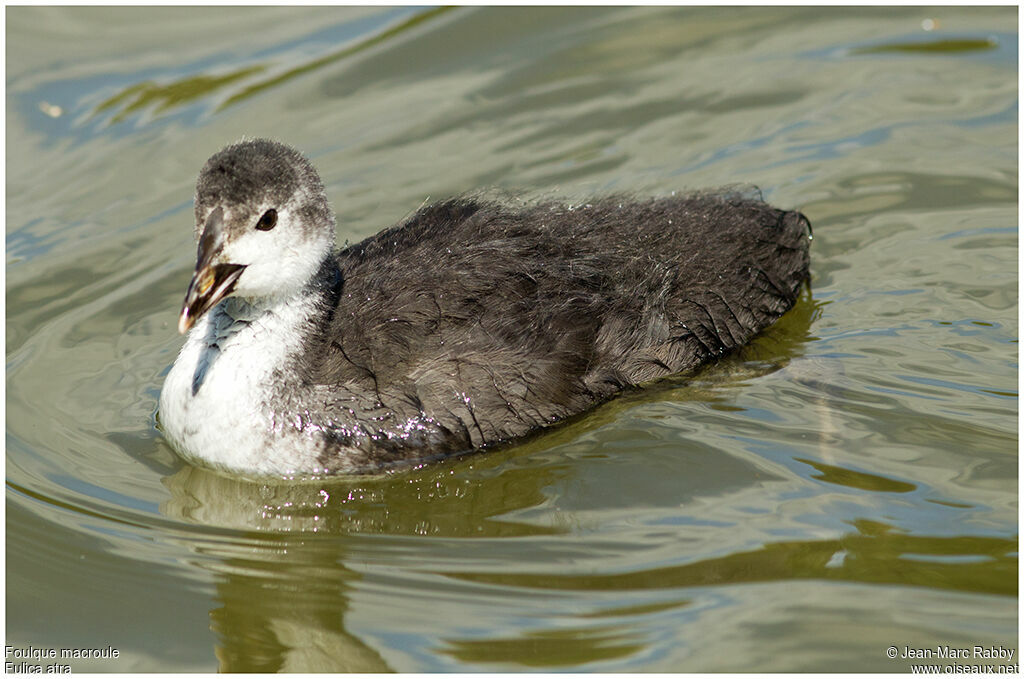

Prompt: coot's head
[178,139,336,333]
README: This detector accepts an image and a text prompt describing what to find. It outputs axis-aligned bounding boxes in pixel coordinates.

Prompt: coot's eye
[256,209,278,231]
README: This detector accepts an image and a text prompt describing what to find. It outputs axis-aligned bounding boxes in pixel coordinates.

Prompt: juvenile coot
[159,139,811,477]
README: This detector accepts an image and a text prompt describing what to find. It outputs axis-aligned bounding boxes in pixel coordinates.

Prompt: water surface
[6,6,1017,672]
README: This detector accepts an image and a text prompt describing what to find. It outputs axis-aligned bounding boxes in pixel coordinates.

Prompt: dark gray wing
[302,194,809,469]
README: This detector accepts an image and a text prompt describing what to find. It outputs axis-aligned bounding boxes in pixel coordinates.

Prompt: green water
[6,6,1017,672]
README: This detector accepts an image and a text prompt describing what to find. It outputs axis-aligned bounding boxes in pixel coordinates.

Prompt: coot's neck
[214,253,342,356]
[233,251,338,310]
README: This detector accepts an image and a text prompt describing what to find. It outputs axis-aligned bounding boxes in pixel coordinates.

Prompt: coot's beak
[178,207,246,334]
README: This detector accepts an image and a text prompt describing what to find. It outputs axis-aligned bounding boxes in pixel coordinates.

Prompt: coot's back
[311,192,811,458]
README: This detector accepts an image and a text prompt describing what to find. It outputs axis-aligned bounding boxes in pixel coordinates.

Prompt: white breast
[159,297,330,477]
